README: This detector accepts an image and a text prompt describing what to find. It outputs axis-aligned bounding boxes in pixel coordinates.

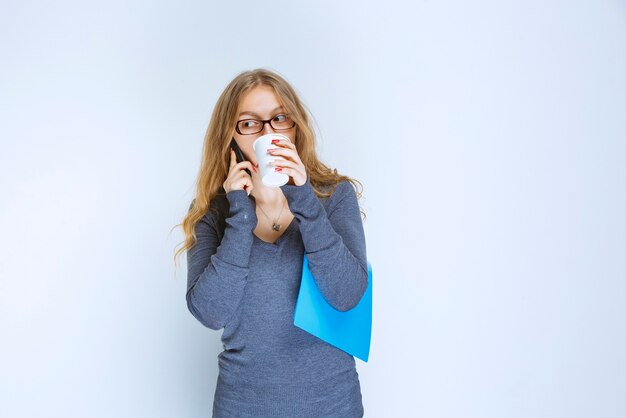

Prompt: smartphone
[230,138,252,176]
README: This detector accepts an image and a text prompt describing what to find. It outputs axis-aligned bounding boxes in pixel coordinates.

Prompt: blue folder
[293,253,372,362]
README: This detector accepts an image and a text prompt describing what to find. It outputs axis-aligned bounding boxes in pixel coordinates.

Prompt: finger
[235,163,255,179]
[244,178,253,195]
[246,161,257,173]
[272,139,294,149]
[229,149,237,169]
[272,165,301,178]
[235,166,251,180]
[270,149,300,166]
[233,175,250,194]
[235,163,255,176]
[268,147,293,159]
[270,158,296,169]
[271,159,304,176]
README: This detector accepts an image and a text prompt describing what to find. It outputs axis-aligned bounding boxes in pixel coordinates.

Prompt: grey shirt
[186,174,368,417]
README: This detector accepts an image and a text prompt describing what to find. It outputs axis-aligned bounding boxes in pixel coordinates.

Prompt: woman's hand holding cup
[267,138,307,186]
[253,134,307,187]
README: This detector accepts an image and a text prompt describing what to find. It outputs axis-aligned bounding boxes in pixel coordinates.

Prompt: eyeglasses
[235,113,296,135]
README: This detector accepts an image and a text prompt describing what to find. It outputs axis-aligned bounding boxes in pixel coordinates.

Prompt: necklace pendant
[272,223,281,231]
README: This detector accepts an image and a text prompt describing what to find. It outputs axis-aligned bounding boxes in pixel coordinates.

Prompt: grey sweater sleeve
[186,189,257,330]
[280,175,368,312]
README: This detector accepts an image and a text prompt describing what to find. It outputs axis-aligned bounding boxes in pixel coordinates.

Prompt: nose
[261,121,276,135]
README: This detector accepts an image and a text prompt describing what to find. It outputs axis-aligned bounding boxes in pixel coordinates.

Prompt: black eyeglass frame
[234,113,296,135]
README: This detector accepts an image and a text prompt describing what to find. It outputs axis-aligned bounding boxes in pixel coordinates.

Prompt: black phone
[230,138,252,176]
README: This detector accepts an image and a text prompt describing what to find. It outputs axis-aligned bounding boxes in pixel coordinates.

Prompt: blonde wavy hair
[173,68,366,270]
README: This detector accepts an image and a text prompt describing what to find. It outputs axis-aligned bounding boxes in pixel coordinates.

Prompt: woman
[175,68,369,417]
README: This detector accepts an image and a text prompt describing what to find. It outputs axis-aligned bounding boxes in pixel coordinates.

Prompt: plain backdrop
[1,1,625,417]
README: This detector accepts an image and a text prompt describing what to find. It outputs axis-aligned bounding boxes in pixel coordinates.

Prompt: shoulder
[329,180,356,200]
[324,180,357,213]
[333,180,356,197]
[188,190,229,226]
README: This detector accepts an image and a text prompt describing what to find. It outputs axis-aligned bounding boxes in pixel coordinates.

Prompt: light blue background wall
[1,1,625,417]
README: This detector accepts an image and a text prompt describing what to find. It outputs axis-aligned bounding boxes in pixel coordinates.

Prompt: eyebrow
[238,106,284,118]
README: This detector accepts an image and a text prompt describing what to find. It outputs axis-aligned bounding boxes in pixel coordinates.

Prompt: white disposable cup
[253,133,291,187]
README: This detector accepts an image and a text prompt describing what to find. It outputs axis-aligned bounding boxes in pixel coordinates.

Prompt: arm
[186,190,257,330]
[280,175,368,312]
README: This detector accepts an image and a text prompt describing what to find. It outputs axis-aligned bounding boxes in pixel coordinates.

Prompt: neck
[250,173,286,206]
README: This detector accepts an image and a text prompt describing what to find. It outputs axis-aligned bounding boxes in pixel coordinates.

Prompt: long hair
[173,68,366,270]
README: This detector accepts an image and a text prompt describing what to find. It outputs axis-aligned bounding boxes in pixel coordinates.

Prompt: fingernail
[271,139,279,144]
[275,167,282,171]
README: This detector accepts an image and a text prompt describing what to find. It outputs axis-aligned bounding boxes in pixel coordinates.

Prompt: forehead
[238,85,284,117]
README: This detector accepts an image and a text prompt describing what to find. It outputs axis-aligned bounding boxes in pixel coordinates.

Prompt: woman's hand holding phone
[223,148,257,195]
